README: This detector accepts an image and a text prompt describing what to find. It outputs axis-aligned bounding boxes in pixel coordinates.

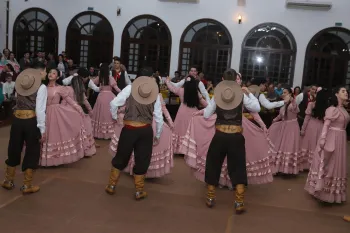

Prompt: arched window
[179,19,232,83]
[303,27,350,89]
[12,8,58,59]
[239,23,297,85]
[121,15,172,75]
[66,12,114,68]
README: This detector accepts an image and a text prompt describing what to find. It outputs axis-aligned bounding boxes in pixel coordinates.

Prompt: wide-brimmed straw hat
[15,68,42,97]
[214,80,243,110]
[248,85,260,98]
[131,76,159,104]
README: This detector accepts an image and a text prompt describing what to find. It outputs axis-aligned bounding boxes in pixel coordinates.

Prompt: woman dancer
[40,68,85,166]
[165,76,207,154]
[268,88,301,175]
[63,71,97,157]
[109,74,174,178]
[305,86,349,203]
[299,89,328,170]
[91,63,121,139]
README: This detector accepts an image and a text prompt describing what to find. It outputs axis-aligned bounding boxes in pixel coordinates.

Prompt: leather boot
[344,216,350,222]
[134,175,147,200]
[105,167,121,195]
[21,169,40,194]
[1,165,16,190]
[206,185,216,208]
[234,184,246,214]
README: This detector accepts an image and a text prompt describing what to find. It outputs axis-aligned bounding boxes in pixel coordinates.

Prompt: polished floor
[0,125,349,233]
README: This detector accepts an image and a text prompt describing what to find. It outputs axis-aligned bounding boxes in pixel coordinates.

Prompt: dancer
[170,66,210,102]
[268,88,301,175]
[91,63,121,139]
[40,68,85,166]
[165,75,207,154]
[1,64,47,194]
[194,69,260,213]
[305,86,349,203]
[64,70,97,157]
[105,75,163,200]
[109,73,174,178]
[253,78,286,128]
[111,56,130,90]
[300,88,328,170]
[296,84,317,128]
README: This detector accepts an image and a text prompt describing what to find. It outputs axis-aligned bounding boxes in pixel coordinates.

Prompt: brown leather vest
[215,100,243,126]
[124,95,155,124]
[14,90,38,111]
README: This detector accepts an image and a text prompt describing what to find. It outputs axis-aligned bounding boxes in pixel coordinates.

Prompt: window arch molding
[239,22,297,85]
[178,18,233,83]
[66,11,114,68]
[12,7,59,58]
[121,14,172,75]
[303,27,350,89]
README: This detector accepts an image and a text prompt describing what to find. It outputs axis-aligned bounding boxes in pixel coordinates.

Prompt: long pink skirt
[268,119,301,174]
[172,103,199,154]
[109,121,173,178]
[82,114,96,156]
[304,128,347,203]
[41,104,84,166]
[300,118,323,170]
[91,91,116,139]
[181,115,274,187]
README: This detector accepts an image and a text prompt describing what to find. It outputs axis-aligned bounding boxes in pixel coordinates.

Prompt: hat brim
[248,85,260,98]
[131,76,159,105]
[214,80,243,110]
[15,69,43,97]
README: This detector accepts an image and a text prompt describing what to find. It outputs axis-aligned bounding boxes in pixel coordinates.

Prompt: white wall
[5,0,350,86]
[0,0,7,50]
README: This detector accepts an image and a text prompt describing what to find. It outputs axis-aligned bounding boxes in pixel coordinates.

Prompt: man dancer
[250,78,287,127]
[195,69,260,214]
[170,66,210,102]
[1,62,47,194]
[105,68,163,200]
[295,84,317,128]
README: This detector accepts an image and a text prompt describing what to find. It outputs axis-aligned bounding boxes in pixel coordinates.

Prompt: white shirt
[36,84,48,134]
[2,81,15,96]
[203,93,260,119]
[110,85,164,139]
[258,93,284,110]
[62,75,100,92]
[172,79,210,103]
[295,93,304,105]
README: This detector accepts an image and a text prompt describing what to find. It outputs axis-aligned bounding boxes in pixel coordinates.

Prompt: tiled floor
[0,126,349,233]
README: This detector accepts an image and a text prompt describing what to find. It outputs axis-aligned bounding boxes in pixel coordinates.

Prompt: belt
[14,110,36,119]
[243,113,254,120]
[215,125,243,134]
[124,120,150,128]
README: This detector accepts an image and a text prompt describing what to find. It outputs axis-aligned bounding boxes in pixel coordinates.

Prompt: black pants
[205,131,247,187]
[112,125,153,175]
[6,117,41,171]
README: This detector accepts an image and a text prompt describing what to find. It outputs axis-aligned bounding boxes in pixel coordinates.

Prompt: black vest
[215,100,243,126]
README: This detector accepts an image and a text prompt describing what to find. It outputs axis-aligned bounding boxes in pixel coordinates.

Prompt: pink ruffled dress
[40,86,85,166]
[305,106,349,203]
[63,86,96,157]
[299,102,323,171]
[165,80,207,154]
[181,112,275,187]
[91,77,120,139]
[109,94,174,178]
[268,100,301,174]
